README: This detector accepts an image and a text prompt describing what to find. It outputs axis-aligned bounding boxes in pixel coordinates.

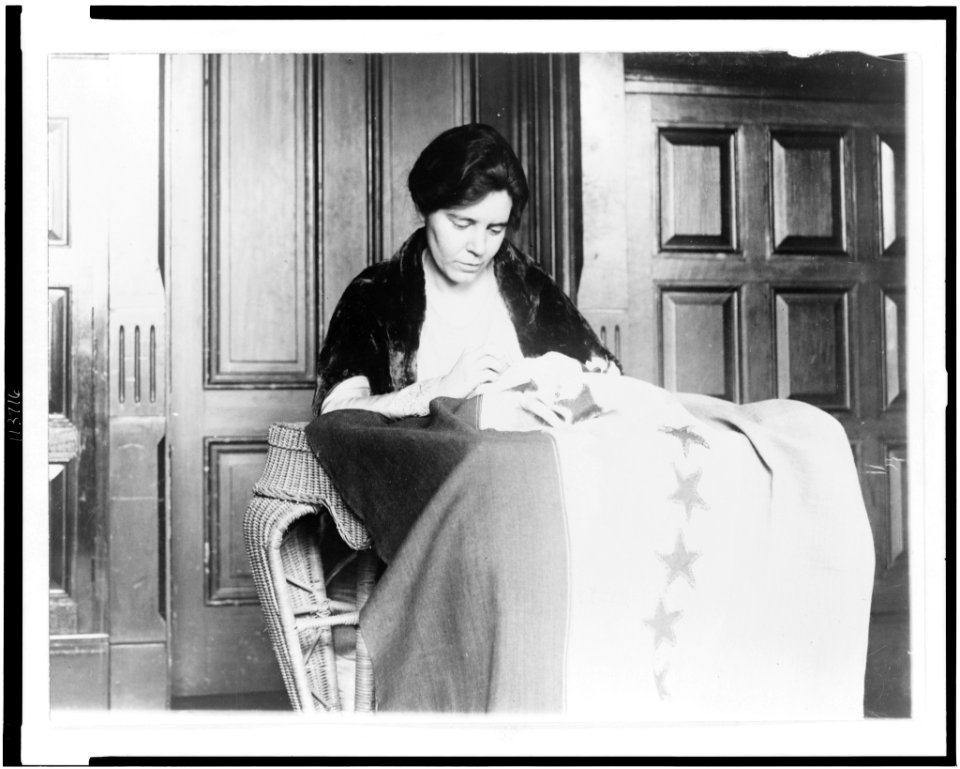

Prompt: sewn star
[658,532,701,588]
[644,598,682,648]
[660,424,710,457]
[654,665,670,700]
[670,466,709,520]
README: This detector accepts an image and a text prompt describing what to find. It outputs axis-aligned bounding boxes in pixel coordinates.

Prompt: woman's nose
[466,227,486,255]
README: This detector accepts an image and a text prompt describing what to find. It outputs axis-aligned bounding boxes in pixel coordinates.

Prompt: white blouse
[416,251,523,381]
[320,254,522,417]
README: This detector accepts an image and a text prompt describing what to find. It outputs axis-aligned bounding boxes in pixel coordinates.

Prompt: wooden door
[624,91,907,577]
[167,54,322,698]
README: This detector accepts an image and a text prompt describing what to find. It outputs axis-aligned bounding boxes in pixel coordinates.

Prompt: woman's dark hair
[408,123,529,230]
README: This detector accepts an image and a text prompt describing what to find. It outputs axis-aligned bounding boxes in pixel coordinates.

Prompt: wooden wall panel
[206,54,317,387]
[48,284,80,635]
[477,54,582,295]
[321,54,369,331]
[49,464,68,591]
[48,117,69,245]
[591,311,626,364]
[48,288,69,415]
[878,134,906,256]
[476,55,520,163]
[50,634,110,710]
[658,129,736,251]
[882,289,906,410]
[371,54,475,264]
[774,289,851,409]
[115,320,161,411]
[110,642,169,709]
[883,443,907,565]
[109,422,166,644]
[526,54,581,294]
[661,288,740,400]
[771,131,846,255]
[205,439,268,605]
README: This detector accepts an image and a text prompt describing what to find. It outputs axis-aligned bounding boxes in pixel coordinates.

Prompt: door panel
[658,128,737,251]
[770,130,849,254]
[167,54,318,697]
[878,134,906,256]
[206,55,317,386]
[660,289,740,401]
[205,439,270,604]
[48,55,112,707]
[626,92,906,576]
[773,289,852,408]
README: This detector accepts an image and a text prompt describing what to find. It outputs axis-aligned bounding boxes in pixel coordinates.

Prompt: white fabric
[417,253,523,382]
[320,375,443,418]
[479,375,875,720]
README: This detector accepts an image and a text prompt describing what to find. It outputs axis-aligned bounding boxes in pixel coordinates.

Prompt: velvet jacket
[312,228,617,416]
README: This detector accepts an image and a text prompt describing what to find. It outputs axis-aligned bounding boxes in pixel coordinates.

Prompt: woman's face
[424,190,512,286]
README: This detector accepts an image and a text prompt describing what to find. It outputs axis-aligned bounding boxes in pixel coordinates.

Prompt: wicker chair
[243,422,379,712]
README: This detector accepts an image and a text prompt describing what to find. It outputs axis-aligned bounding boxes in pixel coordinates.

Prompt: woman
[313,123,618,419]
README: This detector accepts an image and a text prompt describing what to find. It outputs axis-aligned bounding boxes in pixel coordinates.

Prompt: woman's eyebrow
[448,213,508,227]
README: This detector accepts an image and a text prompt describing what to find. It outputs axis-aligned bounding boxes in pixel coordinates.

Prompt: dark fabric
[360,437,568,712]
[311,228,617,415]
[306,400,569,711]
[305,397,484,562]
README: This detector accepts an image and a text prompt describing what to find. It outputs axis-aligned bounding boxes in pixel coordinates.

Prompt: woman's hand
[527,351,584,401]
[436,346,508,399]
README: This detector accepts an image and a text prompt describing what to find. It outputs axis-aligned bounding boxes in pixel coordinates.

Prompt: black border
[87,756,959,767]
[88,4,956,22]
[944,8,957,768]
[4,5,24,769]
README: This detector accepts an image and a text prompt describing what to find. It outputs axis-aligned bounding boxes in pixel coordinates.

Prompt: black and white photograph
[12,3,950,763]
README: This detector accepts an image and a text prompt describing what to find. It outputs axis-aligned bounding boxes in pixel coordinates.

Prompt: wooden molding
[203,54,318,389]
[111,313,165,417]
[48,287,70,418]
[769,130,849,257]
[774,288,853,411]
[477,54,582,297]
[461,53,479,124]
[204,437,268,606]
[882,442,907,566]
[50,633,110,710]
[577,52,629,313]
[365,54,384,265]
[659,287,741,402]
[880,289,906,411]
[657,128,738,253]
[47,117,70,246]
[625,52,906,104]
[877,133,906,258]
